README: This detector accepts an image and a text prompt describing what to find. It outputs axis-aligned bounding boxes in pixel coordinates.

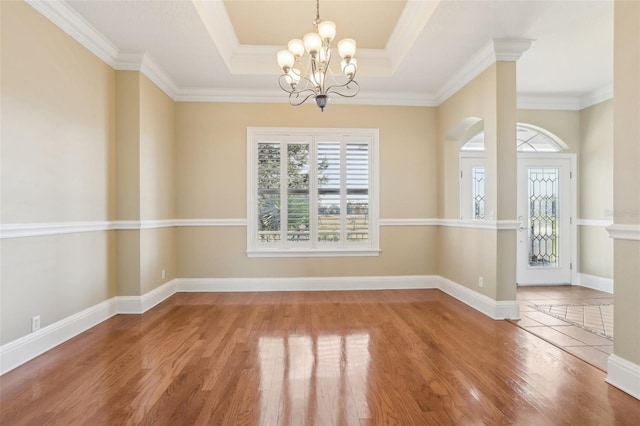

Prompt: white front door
[517,156,573,285]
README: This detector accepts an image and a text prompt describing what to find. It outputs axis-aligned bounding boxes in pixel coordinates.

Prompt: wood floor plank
[1,289,639,425]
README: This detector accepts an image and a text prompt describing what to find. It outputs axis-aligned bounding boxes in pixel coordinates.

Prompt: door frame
[516,152,578,286]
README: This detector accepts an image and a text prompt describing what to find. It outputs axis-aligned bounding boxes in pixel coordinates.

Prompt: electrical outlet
[478,277,484,288]
[161,269,166,280]
[31,316,41,332]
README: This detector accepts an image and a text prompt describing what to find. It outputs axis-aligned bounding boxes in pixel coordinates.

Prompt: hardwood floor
[1,289,639,425]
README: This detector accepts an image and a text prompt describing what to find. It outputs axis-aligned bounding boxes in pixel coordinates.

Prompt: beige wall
[116,71,141,221]
[612,0,640,367]
[517,109,580,153]
[176,103,438,219]
[437,227,497,295]
[436,63,518,301]
[140,75,176,221]
[578,100,613,279]
[175,103,438,278]
[579,100,613,220]
[579,226,613,279]
[1,1,116,344]
[177,226,438,278]
[438,66,496,219]
[115,72,177,295]
[139,75,176,293]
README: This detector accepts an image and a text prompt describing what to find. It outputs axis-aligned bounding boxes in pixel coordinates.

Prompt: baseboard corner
[437,276,520,320]
[606,354,640,400]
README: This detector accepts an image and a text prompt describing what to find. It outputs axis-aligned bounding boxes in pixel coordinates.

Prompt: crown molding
[25,0,119,67]
[113,51,180,100]
[114,51,146,71]
[435,38,534,105]
[174,87,287,104]
[191,0,420,78]
[27,1,610,110]
[434,40,497,105]
[136,54,180,100]
[174,87,437,107]
[26,0,182,101]
[580,84,613,109]
[518,84,614,111]
[517,93,582,110]
[493,38,534,61]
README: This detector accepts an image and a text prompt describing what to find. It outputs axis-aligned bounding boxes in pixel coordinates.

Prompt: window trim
[247,127,380,258]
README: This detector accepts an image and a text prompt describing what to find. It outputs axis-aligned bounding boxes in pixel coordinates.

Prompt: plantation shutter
[346,143,369,242]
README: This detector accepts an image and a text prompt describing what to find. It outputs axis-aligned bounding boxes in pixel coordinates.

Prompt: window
[471,167,486,220]
[247,128,379,257]
[459,124,566,220]
[459,154,486,220]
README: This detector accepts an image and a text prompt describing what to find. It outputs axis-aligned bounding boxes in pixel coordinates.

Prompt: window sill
[246,248,381,258]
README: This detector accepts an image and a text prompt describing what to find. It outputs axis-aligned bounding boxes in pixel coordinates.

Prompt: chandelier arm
[324,79,360,98]
[289,90,318,107]
[279,71,323,94]
[278,75,295,93]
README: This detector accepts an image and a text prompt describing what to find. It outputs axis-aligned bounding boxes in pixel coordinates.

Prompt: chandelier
[276,0,359,111]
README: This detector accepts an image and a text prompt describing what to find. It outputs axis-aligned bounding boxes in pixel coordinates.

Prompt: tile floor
[512,285,614,371]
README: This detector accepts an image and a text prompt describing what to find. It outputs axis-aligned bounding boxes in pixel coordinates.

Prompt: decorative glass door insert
[527,167,559,267]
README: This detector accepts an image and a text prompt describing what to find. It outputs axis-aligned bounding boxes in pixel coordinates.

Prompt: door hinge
[570,262,573,270]
[460,170,463,179]
[570,217,573,225]
[570,171,573,179]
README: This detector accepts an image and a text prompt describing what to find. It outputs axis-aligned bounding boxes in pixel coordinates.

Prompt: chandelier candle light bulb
[276,0,360,111]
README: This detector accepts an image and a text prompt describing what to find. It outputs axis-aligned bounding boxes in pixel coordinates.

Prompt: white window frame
[247,127,380,257]
[459,153,486,220]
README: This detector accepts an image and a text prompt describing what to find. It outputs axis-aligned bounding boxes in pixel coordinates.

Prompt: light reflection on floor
[258,333,370,425]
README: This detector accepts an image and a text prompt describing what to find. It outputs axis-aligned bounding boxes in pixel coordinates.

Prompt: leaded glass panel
[528,167,559,267]
[472,167,485,220]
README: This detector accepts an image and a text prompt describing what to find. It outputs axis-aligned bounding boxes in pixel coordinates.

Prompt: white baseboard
[175,275,439,292]
[606,354,640,400]
[577,273,614,294]
[0,298,118,375]
[439,277,520,320]
[0,275,517,375]
[116,280,177,314]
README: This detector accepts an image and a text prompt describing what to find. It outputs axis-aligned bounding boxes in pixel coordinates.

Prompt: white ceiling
[44,0,612,109]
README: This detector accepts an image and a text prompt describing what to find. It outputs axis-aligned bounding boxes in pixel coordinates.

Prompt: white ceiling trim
[517,94,582,110]
[113,52,179,100]
[580,84,614,109]
[435,38,533,105]
[174,87,437,107]
[190,0,437,78]
[25,1,606,110]
[517,85,613,111]
[26,0,119,67]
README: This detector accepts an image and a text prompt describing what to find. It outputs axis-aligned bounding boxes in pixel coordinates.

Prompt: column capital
[492,38,534,61]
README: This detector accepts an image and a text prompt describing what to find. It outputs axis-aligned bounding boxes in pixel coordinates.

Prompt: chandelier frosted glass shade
[276,2,359,112]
